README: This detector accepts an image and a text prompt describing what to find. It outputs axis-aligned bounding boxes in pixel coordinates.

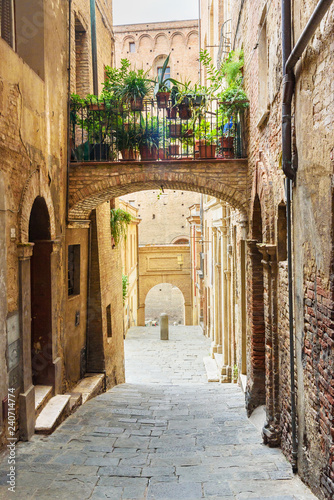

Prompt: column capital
[17,243,34,260]
[256,243,277,262]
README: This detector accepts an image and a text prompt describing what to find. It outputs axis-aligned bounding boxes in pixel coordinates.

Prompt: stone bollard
[160,313,169,340]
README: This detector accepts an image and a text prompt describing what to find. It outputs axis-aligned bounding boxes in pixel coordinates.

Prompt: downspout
[282,0,333,474]
[90,0,99,95]
[66,0,72,222]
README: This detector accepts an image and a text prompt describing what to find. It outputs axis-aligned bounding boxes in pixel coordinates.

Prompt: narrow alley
[0,327,316,499]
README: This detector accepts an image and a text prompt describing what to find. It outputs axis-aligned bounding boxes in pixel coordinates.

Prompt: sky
[113,0,199,25]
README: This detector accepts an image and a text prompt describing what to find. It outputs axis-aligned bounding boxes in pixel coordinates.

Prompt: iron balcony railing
[70,97,246,162]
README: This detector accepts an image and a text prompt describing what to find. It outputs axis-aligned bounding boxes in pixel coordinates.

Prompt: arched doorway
[29,197,54,386]
[246,194,266,415]
[145,283,185,325]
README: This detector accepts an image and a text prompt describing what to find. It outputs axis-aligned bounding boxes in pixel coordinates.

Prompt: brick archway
[19,169,56,243]
[246,153,281,446]
[68,160,248,220]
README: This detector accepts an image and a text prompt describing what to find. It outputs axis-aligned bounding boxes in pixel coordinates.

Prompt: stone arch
[138,34,153,51]
[19,169,56,243]
[250,151,276,244]
[144,283,186,325]
[68,165,248,221]
[140,277,191,326]
[247,152,282,445]
[122,35,136,52]
[186,30,199,47]
[153,53,170,73]
[171,31,186,47]
[154,33,169,51]
[171,236,189,244]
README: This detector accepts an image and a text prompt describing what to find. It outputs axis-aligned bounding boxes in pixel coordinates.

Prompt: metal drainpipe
[90,0,99,95]
[66,0,72,223]
[282,0,333,474]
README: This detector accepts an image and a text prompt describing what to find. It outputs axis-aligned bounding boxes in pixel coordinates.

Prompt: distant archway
[145,283,185,325]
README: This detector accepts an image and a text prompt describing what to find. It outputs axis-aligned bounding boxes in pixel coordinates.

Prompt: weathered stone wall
[117,198,140,334]
[121,189,200,245]
[231,0,334,497]
[64,226,89,388]
[114,20,199,85]
[87,203,125,389]
[0,0,68,442]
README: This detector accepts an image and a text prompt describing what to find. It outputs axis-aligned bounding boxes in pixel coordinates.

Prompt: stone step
[203,356,219,382]
[66,392,83,413]
[34,385,53,417]
[71,373,105,404]
[35,395,71,434]
[214,353,224,371]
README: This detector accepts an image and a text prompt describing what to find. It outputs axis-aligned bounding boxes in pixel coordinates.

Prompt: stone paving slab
[0,326,317,499]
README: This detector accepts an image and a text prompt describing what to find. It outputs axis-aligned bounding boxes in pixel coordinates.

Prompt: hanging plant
[110,208,133,246]
[122,274,129,305]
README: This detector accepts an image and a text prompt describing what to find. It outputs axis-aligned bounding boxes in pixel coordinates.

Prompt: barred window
[1,0,15,48]
[68,245,81,296]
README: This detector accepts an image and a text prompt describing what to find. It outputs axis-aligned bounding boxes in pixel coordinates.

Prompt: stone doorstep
[34,385,53,418]
[71,373,105,404]
[35,395,71,434]
[249,405,266,432]
[203,356,219,382]
[67,392,83,413]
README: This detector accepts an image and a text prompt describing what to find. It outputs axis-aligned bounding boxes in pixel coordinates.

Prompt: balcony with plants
[70,52,249,162]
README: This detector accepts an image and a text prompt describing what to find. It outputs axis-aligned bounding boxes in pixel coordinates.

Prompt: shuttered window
[1,0,14,48]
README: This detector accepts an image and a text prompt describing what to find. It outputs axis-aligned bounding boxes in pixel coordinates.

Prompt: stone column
[220,206,231,382]
[257,243,280,447]
[50,239,62,395]
[211,228,219,356]
[17,244,35,441]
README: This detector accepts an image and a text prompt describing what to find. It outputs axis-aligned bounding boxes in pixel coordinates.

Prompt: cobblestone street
[0,326,316,499]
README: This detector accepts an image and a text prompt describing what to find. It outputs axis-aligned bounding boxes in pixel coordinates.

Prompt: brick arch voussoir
[19,169,56,243]
[69,174,247,220]
[250,154,276,244]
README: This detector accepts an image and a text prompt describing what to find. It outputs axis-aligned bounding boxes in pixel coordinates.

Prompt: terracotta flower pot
[198,144,217,159]
[169,123,182,138]
[139,145,158,160]
[178,103,192,120]
[156,92,170,109]
[169,144,180,156]
[220,136,234,158]
[166,106,178,119]
[121,148,138,160]
[130,98,144,111]
[88,103,105,111]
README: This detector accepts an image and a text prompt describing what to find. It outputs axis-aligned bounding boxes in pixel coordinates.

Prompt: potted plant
[153,54,180,109]
[197,128,218,159]
[136,116,160,160]
[70,94,112,161]
[118,68,152,111]
[114,123,138,160]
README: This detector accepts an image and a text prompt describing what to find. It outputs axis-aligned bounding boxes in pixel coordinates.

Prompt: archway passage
[68,160,248,221]
[29,197,54,386]
[137,244,192,326]
[145,283,185,325]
